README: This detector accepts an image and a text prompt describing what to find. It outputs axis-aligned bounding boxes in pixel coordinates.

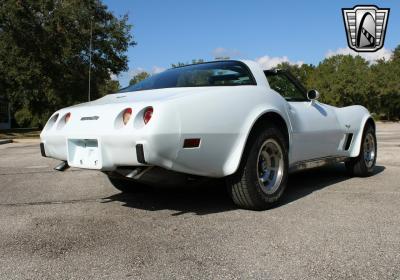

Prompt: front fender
[349,114,374,158]
[334,105,373,158]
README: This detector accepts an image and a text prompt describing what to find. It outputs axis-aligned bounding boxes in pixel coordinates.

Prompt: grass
[0,128,41,139]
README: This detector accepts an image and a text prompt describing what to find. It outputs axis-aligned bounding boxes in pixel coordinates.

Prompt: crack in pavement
[0,197,112,207]
[0,169,87,176]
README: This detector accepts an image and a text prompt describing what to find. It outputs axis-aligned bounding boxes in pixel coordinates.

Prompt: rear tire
[345,124,377,177]
[226,124,288,210]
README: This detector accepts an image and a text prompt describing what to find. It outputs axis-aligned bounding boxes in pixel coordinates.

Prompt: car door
[265,70,343,163]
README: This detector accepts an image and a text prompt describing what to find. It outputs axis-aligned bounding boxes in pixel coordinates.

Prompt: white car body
[40,60,373,178]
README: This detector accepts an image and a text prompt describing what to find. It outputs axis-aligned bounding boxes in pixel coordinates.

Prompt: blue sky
[102,0,400,86]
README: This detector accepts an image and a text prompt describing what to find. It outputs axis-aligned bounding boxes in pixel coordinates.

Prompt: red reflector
[65,112,71,123]
[123,108,132,125]
[183,138,201,148]
[143,107,153,124]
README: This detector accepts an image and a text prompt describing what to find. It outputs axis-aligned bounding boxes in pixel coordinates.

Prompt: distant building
[0,97,11,129]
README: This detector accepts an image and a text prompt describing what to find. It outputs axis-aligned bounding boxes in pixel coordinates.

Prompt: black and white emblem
[342,5,389,52]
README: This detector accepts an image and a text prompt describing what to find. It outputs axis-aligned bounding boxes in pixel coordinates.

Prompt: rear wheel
[345,124,377,177]
[226,125,288,210]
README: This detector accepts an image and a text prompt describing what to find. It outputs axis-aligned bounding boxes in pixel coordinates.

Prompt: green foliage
[14,107,36,128]
[129,71,150,85]
[0,0,135,127]
[171,59,204,68]
[309,55,371,106]
[275,62,315,89]
[370,53,400,120]
[98,79,120,96]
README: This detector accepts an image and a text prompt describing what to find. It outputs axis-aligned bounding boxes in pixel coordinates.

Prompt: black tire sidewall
[347,124,377,177]
[243,126,289,206]
[359,125,377,174]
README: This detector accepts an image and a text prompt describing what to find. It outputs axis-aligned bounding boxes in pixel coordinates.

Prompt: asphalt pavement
[0,123,399,279]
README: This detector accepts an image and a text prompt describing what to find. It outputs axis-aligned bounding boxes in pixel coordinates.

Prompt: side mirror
[307,89,320,101]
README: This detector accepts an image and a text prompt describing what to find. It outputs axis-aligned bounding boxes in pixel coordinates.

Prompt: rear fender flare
[222,107,291,176]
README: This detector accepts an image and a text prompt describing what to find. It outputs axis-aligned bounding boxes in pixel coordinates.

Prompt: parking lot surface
[0,123,399,279]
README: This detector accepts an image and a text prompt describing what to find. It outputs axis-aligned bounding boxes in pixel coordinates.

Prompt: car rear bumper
[40,131,179,171]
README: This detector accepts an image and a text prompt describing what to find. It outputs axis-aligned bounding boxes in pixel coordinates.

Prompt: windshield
[119,61,256,93]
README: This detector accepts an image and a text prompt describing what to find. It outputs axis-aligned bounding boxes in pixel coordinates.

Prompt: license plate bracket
[67,138,102,169]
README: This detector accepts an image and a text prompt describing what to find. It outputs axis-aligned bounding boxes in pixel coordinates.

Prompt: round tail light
[123,108,132,125]
[143,107,153,124]
[65,112,71,124]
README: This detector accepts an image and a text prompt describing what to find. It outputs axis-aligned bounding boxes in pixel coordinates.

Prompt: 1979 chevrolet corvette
[40,60,377,209]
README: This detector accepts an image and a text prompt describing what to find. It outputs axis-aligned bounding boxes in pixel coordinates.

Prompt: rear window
[119,61,256,92]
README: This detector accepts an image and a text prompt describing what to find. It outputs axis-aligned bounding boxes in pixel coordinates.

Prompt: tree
[275,62,315,89]
[171,59,204,68]
[308,55,372,107]
[370,50,400,120]
[0,0,135,127]
[129,71,150,85]
[393,45,400,61]
[98,79,120,96]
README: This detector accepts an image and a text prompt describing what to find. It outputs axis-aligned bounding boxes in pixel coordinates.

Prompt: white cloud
[325,47,392,63]
[126,66,166,80]
[255,55,303,70]
[212,47,242,59]
[128,67,146,78]
[151,66,166,74]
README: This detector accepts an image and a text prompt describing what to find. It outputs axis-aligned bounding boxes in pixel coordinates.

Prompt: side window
[265,73,306,101]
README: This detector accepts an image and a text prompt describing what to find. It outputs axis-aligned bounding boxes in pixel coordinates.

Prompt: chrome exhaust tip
[54,161,70,171]
[115,166,153,179]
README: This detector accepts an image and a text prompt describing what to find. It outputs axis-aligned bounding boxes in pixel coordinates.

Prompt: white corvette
[40,60,377,209]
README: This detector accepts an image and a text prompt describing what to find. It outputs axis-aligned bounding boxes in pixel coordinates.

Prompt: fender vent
[183,138,201,148]
[344,133,353,150]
